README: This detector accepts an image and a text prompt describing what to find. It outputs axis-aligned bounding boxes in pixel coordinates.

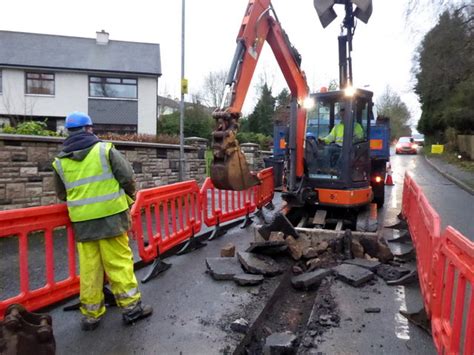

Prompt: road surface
[390,151,473,239]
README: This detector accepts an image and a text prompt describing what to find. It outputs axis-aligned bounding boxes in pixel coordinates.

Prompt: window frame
[88,75,138,100]
[25,72,55,96]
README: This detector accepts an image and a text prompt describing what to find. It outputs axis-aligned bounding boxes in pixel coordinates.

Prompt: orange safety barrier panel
[130,180,202,263]
[256,167,274,209]
[402,173,441,316]
[431,226,474,355]
[200,177,257,227]
[0,204,79,319]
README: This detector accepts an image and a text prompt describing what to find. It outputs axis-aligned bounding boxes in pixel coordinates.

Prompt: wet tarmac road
[390,151,473,239]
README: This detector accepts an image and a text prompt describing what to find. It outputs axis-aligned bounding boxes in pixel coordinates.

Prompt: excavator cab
[304,88,373,207]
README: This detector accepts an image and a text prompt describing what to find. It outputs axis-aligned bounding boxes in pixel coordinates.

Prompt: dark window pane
[26,72,55,95]
[27,79,54,95]
[89,77,137,99]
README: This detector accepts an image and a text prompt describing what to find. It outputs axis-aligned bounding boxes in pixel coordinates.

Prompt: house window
[89,76,137,99]
[26,72,55,95]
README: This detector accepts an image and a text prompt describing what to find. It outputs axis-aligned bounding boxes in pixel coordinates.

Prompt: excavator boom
[211,0,309,191]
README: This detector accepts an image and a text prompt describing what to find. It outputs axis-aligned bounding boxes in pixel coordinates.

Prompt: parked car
[395,136,418,154]
[412,133,425,147]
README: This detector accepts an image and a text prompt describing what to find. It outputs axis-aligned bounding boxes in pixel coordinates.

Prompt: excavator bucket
[211,147,260,191]
[210,113,261,191]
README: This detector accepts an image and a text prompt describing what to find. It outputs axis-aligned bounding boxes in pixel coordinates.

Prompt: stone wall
[0,134,206,211]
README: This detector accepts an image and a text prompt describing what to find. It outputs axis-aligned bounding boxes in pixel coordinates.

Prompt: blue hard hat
[306,132,316,139]
[65,112,93,129]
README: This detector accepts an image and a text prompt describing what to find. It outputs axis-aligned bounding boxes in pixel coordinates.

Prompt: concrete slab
[237,252,284,276]
[291,269,333,290]
[343,258,381,272]
[206,257,243,280]
[332,264,374,287]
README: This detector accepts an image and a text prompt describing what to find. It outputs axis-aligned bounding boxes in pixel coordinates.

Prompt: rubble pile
[204,212,417,353]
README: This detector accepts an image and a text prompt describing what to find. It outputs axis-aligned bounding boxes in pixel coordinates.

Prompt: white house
[0,30,161,134]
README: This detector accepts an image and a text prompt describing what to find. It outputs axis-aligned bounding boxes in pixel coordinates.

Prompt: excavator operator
[319,107,364,146]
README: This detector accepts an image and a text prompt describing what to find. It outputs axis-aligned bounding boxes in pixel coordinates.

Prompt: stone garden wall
[0,134,206,210]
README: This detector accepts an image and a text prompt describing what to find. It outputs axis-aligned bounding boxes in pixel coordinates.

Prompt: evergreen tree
[415,8,473,138]
[248,83,276,136]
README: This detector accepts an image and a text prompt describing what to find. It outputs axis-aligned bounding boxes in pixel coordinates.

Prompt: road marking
[394,285,410,340]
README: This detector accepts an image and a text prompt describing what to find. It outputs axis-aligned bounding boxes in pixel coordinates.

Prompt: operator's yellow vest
[53,142,128,222]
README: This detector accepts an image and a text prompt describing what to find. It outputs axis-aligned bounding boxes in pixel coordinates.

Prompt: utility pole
[179,0,186,181]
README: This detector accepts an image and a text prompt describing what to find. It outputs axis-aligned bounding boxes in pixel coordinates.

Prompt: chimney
[96,30,109,45]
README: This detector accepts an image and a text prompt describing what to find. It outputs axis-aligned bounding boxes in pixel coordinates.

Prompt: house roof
[0,31,161,76]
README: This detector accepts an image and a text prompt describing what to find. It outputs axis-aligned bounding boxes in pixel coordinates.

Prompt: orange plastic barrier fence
[0,204,79,319]
[402,173,441,316]
[200,177,257,227]
[130,180,202,263]
[431,227,474,355]
[256,167,274,209]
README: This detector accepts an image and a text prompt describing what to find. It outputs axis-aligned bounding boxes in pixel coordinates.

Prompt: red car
[395,137,418,154]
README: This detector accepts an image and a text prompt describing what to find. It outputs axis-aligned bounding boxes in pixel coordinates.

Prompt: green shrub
[98,133,179,144]
[1,120,60,136]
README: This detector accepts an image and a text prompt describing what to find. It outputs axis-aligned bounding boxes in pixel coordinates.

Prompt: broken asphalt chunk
[386,270,418,286]
[233,273,264,286]
[237,252,283,276]
[332,264,374,287]
[230,318,249,334]
[258,212,300,240]
[291,269,332,290]
[205,257,243,281]
[246,240,288,255]
[343,258,381,272]
[263,331,297,354]
[375,264,411,281]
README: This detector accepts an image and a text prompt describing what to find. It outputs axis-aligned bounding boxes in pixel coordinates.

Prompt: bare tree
[201,70,228,108]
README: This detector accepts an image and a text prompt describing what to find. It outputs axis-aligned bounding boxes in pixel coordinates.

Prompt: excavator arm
[211,0,310,191]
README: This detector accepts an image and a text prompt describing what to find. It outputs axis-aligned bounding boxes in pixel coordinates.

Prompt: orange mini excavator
[211,0,380,230]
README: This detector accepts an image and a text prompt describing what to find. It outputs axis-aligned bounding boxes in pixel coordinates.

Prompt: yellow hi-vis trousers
[77,232,141,319]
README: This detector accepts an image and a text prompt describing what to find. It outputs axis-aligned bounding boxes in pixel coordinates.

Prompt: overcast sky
[3,0,439,126]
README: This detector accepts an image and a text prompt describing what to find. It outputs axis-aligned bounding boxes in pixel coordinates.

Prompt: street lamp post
[179,0,186,181]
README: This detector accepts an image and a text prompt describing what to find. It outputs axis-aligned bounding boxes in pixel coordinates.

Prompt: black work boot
[122,302,153,325]
[81,316,101,331]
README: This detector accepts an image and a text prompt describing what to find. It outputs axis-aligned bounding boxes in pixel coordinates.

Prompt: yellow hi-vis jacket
[323,122,364,145]
[52,142,129,222]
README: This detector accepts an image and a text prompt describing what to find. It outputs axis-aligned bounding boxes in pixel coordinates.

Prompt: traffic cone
[385,162,394,186]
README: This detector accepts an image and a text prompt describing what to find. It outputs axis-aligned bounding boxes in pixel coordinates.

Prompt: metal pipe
[289,97,297,191]
[179,0,186,181]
